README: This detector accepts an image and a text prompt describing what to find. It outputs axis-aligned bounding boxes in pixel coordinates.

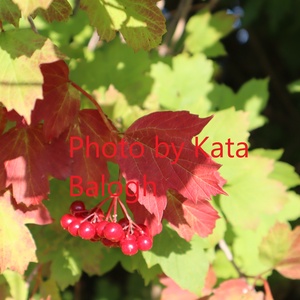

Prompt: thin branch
[218,239,246,278]
[72,0,81,16]
[71,82,119,141]
[28,16,38,34]
[87,30,100,51]
[159,0,193,56]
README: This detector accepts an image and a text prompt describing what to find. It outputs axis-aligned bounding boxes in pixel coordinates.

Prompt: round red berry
[121,239,138,256]
[68,219,81,236]
[118,218,129,229]
[78,221,96,240]
[60,214,76,229]
[70,200,85,214]
[137,235,153,251]
[103,222,124,242]
[96,220,109,237]
[101,238,119,248]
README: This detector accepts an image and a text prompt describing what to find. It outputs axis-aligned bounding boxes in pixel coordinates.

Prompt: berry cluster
[60,200,153,256]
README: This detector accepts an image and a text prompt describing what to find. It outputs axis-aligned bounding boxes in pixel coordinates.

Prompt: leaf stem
[71,82,119,141]
[28,16,38,34]
[218,239,246,278]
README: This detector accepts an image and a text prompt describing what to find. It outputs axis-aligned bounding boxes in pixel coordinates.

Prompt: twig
[218,239,246,278]
[72,0,81,16]
[28,16,38,34]
[159,0,193,55]
[87,30,100,51]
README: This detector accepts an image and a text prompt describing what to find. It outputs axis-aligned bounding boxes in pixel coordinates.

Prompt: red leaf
[0,126,70,206]
[10,196,52,225]
[164,190,219,240]
[33,60,81,140]
[210,279,264,300]
[127,197,162,236]
[160,276,198,300]
[118,111,226,220]
[69,109,116,189]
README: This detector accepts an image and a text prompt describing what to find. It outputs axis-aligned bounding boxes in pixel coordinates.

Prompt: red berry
[78,221,96,240]
[101,238,119,248]
[103,222,124,242]
[121,239,138,256]
[118,218,129,229]
[70,200,85,214]
[120,234,136,246]
[60,214,76,229]
[68,219,81,236]
[136,224,150,236]
[96,220,109,237]
[137,235,153,251]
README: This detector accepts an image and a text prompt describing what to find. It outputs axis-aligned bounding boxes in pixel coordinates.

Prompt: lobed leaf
[118,111,226,221]
[210,279,264,300]
[143,226,209,295]
[80,0,166,51]
[259,222,300,279]
[0,29,64,124]
[33,60,81,141]
[184,9,236,57]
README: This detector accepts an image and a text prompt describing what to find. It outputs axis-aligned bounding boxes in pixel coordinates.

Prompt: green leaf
[120,251,162,285]
[12,0,52,17]
[79,0,166,51]
[0,0,21,27]
[259,223,291,269]
[40,278,61,300]
[51,248,82,290]
[0,29,64,124]
[210,79,269,130]
[149,53,213,115]
[184,9,236,57]
[197,108,288,230]
[70,39,153,105]
[288,79,300,93]
[142,225,209,295]
[235,79,269,130]
[2,270,28,300]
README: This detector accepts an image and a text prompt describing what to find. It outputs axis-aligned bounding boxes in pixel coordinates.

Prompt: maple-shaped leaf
[0,126,70,206]
[11,0,52,17]
[118,111,226,220]
[160,265,217,300]
[34,0,72,23]
[259,222,300,279]
[0,0,21,27]
[80,0,166,51]
[0,192,37,274]
[210,279,264,300]
[0,29,64,124]
[164,189,219,240]
[32,60,81,140]
[69,109,117,189]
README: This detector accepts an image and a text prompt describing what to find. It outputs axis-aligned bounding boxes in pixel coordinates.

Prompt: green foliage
[0,1,299,299]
